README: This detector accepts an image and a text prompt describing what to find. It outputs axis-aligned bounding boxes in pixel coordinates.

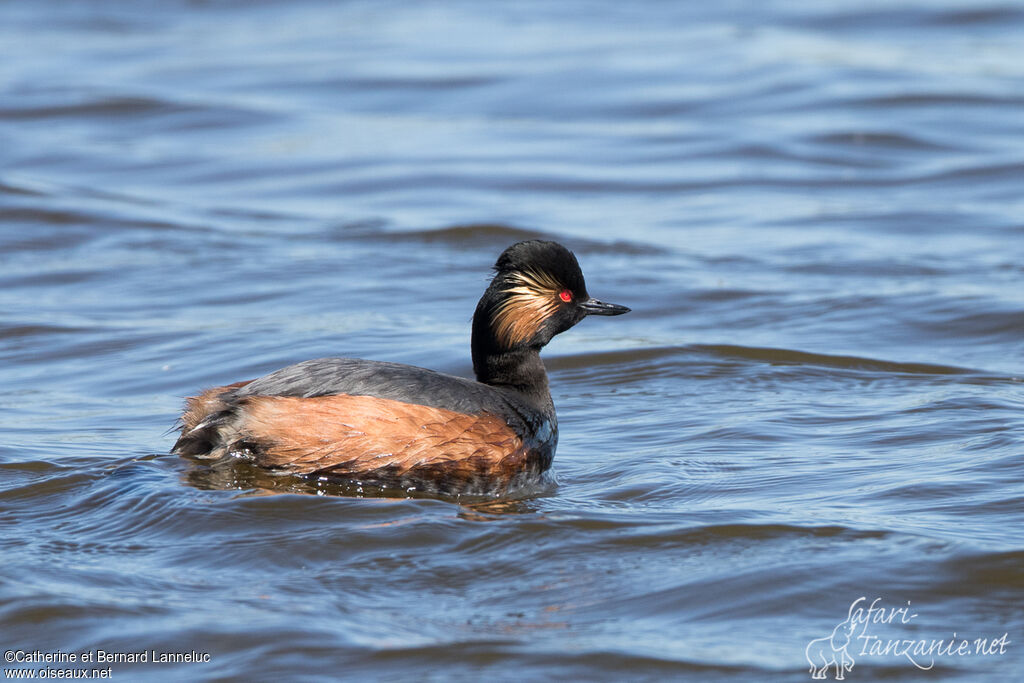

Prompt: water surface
[2,1,1022,680]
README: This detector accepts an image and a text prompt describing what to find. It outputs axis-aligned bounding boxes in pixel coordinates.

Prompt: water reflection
[181,454,555,510]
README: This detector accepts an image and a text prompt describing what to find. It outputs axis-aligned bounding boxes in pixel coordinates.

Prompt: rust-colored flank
[237,394,525,477]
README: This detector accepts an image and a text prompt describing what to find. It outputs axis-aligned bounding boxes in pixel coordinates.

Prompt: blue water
[1,1,1022,680]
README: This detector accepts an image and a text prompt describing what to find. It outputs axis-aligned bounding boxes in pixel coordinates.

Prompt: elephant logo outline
[805,614,858,680]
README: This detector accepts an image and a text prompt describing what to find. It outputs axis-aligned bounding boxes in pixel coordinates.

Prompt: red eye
[559,289,573,302]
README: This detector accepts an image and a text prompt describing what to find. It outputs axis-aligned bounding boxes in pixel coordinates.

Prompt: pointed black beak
[579,297,630,316]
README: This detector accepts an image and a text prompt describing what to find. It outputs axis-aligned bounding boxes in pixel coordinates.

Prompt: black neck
[471,294,552,407]
[475,346,549,392]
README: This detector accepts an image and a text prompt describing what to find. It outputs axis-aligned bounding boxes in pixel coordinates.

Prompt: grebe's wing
[234,357,530,418]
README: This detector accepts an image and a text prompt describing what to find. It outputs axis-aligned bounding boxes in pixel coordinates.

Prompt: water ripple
[2,0,1022,679]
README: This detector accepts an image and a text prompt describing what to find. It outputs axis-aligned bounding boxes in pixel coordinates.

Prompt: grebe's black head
[472,240,629,385]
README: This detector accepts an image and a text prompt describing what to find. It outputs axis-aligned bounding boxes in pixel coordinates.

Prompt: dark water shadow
[178,454,554,514]
[549,343,1021,383]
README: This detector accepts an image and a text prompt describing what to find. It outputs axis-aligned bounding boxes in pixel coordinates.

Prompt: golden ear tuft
[491,269,563,348]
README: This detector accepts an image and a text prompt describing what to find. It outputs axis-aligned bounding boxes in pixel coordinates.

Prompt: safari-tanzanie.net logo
[805,597,1009,680]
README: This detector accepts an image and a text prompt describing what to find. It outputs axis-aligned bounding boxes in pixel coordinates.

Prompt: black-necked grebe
[173,240,629,496]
